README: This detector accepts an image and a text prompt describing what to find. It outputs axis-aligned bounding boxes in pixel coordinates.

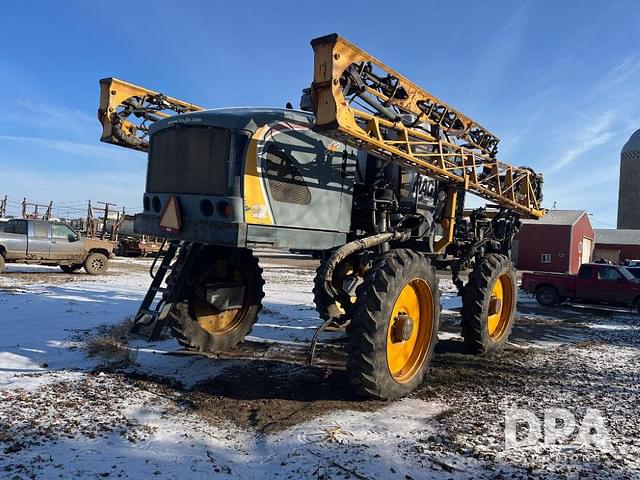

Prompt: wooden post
[86,200,96,238]
[97,201,117,240]
[43,201,53,220]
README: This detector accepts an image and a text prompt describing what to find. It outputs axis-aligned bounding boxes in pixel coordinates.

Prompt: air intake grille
[264,149,311,205]
[148,126,230,195]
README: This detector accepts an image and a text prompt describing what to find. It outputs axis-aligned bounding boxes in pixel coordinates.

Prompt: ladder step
[158,262,181,272]
[139,308,160,317]
[151,286,168,293]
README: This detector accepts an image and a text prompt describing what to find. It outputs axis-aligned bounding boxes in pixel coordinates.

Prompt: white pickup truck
[0,219,113,274]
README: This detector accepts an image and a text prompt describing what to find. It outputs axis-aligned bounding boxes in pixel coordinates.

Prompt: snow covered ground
[1,255,639,479]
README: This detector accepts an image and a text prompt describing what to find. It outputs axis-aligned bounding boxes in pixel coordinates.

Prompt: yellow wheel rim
[487,273,514,340]
[386,278,434,384]
[194,300,244,335]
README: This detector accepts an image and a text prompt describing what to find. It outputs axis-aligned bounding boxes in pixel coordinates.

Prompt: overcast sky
[1,1,639,225]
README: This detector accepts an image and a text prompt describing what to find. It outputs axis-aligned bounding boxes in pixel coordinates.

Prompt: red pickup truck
[522,263,640,312]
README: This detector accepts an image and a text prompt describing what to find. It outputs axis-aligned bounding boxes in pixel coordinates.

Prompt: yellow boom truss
[98,77,203,152]
[310,34,544,219]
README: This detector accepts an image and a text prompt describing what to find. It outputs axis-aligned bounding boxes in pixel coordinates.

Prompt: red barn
[513,210,594,273]
[593,229,640,264]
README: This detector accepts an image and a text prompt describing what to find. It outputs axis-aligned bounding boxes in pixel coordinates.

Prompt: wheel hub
[195,267,249,335]
[488,297,503,316]
[386,278,434,384]
[391,313,414,343]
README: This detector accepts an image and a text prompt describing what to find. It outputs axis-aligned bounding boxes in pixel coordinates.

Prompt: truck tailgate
[521,271,576,296]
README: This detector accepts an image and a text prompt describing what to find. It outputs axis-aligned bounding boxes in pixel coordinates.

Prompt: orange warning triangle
[159,196,182,232]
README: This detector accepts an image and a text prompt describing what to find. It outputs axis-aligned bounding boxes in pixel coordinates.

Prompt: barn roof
[521,210,587,226]
[594,229,640,246]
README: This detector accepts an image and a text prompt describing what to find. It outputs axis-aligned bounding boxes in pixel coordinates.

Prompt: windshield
[624,267,640,280]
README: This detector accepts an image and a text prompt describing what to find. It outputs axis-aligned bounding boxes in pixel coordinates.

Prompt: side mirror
[68,233,79,242]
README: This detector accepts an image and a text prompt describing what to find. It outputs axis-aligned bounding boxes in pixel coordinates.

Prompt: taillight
[217,201,232,218]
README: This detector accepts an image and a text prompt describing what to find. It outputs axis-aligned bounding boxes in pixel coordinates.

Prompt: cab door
[580,266,627,303]
[259,121,354,233]
[27,221,51,260]
[49,223,81,260]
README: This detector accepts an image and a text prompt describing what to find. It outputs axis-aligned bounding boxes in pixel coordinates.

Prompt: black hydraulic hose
[323,231,411,299]
[358,90,401,122]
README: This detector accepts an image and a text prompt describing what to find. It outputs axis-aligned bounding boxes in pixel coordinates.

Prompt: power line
[588,214,616,228]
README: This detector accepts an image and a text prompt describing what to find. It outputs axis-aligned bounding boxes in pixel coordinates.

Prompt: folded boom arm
[98,77,203,152]
[310,34,544,219]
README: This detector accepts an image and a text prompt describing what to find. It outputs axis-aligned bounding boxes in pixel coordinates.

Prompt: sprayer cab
[134,107,357,251]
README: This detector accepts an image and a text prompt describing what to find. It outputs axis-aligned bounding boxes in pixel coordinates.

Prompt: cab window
[33,221,49,238]
[5,220,27,235]
[597,267,621,281]
[52,224,76,240]
[578,266,592,280]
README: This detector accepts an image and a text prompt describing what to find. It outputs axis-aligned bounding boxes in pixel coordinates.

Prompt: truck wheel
[347,249,440,400]
[535,286,558,307]
[462,253,517,354]
[171,248,265,352]
[60,264,82,274]
[84,253,109,275]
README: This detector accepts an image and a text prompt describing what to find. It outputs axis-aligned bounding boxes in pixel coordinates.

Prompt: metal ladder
[130,239,195,341]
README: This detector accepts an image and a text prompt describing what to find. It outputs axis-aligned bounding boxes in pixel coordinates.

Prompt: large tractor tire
[347,249,440,400]
[84,252,109,275]
[461,253,517,354]
[171,248,265,353]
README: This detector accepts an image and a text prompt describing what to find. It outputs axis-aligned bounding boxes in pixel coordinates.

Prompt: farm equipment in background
[115,235,166,257]
[98,34,544,399]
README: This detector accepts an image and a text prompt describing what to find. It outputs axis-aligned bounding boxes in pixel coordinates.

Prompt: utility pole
[97,201,117,240]
[0,195,7,217]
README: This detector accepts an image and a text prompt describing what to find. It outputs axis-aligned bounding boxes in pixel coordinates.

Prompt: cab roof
[149,107,315,134]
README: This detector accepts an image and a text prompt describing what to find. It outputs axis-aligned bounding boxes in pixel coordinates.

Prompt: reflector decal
[159,196,182,232]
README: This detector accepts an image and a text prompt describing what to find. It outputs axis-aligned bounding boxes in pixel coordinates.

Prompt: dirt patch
[0,271,79,286]
[184,361,381,434]
[87,319,137,367]
[99,357,382,435]
[0,374,157,453]
[0,257,152,287]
